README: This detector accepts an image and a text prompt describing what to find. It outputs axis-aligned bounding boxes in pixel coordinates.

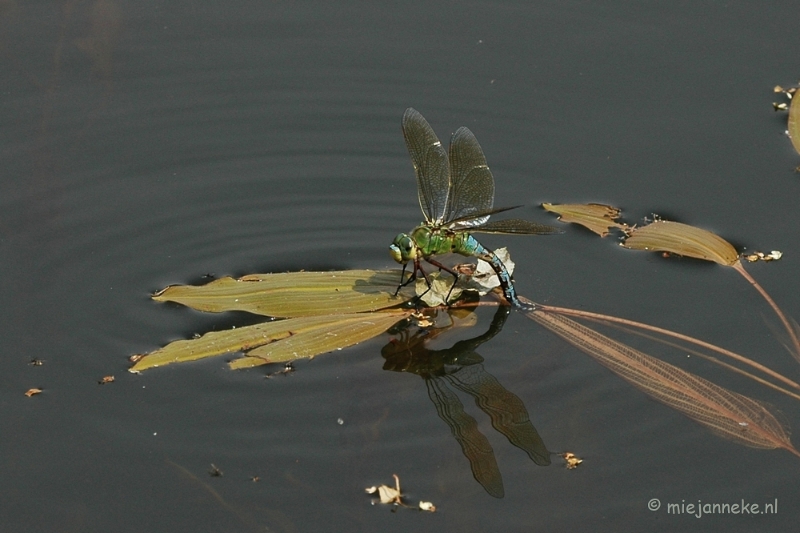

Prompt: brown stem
[732,260,800,363]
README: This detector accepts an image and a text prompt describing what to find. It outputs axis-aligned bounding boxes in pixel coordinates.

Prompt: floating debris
[365,474,436,511]
[265,361,295,378]
[419,501,437,512]
[743,250,783,263]
[562,452,583,470]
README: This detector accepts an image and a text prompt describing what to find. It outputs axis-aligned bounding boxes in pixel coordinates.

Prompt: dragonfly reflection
[381,305,550,498]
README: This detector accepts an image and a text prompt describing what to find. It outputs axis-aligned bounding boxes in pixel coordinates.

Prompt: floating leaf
[130,311,409,373]
[231,311,409,369]
[621,220,799,360]
[525,305,800,457]
[153,270,413,318]
[542,203,626,237]
[622,220,738,266]
[25,388,43,397]
[789,87,800,156]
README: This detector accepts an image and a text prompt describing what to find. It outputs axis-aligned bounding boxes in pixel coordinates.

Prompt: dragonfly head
[389,233,419,263]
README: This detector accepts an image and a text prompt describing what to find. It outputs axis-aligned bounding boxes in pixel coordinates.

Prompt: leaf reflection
[381,306,550,498]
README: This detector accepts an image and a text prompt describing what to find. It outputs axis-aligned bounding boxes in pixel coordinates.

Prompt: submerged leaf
[525,306,800,457]
[542,203,626,237]
[622,220,738,266]
[153,270,413,317]
[130,311,409,372]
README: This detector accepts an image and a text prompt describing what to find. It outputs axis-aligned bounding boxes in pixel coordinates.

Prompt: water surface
[2,1,799,531]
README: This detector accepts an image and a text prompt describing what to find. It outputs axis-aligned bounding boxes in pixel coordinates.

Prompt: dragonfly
[389,108,562,309]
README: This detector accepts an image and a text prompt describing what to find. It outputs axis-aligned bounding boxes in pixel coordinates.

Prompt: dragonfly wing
[402,108,450,223]
[447,205,522,229]
[470,219,564,235]
[444,126,495,226]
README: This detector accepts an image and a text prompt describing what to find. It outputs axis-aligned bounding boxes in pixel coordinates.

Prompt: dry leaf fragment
[25,388,43,397]
[562,452,583,469]
[377,484,401,504]
[98,375,115,384]
[413,311,434,328]
[767,251,783,261]
[419,501,437,512]
[29,359,44,366]
[366,474,403,505]
[542,203,627,237]
[744,250,783,262]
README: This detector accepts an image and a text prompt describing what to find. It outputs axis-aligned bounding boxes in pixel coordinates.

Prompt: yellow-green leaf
[622,220,738,266]
[541,203,626,237]
[152,270,413,317]
[789,91,800,156]
[230,311,409,369]
[130,311,410,372]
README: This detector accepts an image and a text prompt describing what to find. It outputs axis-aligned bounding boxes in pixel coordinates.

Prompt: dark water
[2,1,799,531]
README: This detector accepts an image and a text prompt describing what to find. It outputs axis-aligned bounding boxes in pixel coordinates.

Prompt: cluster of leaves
[130,271,414,372]
[532,202,800,457]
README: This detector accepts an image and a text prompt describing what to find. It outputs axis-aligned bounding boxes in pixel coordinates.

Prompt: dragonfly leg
[425,258,461,305]
[394,263,415,296]
[396,260,437,306]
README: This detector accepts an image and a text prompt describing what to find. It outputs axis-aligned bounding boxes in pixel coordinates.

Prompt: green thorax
[410,224,476,258]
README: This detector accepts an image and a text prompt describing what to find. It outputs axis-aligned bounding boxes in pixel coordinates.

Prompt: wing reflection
[381,305,550,498]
